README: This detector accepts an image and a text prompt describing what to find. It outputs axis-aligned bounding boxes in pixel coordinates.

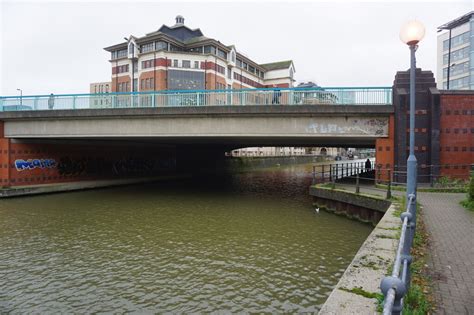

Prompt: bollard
[386,169,392,199]
[356,172,360,194]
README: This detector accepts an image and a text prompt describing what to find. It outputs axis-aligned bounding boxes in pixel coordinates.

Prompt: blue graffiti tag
[15,159,57,171]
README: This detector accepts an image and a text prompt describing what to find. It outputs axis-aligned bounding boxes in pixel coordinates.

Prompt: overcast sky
[1,0,472,96]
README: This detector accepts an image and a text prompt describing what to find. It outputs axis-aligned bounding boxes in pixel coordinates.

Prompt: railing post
[312,165,316,185]
[72,96,76,109]
[356,172,360,194]
[335,164,338,181]
[321,164,325,183]
[429,165,434,187]
[377,164,381,184]
[329,164,332,182]
[386,169,392,199]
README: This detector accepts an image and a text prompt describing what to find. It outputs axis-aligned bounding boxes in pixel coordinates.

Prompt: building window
[194,61,199,69]
[141,42,154,53]
[141,60,154,69]
[155,41,168,51]
[236,59,242,67]
[204,45,216,55]
[217,48,227,59]
[173,59,178,67]
[189,46,203,53]
[443,46,470,65]
[231,51,236,62]
[169,44,182,52]
[443,61,469,78]
[112,49,127,59]
[443,31,470,51]
[227,67,232,79]
[128,42,134,54]
[182,60,191,68]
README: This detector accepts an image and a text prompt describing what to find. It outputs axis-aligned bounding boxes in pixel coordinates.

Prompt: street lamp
[124,37,135,93]
[437,27,452,89]
[399,19,425,199]
[16,88,22,106]
[380,20,425,314]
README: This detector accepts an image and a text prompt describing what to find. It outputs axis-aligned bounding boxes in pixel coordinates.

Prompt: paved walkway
[337,184,474,314]
[418,192,474,315]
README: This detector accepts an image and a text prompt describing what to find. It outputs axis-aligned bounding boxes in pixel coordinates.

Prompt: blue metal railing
[380,194,416,314]
[0,87,392,111]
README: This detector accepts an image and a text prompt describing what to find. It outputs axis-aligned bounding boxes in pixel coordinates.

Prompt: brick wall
[0,122,176,187]
[438,92,474,179]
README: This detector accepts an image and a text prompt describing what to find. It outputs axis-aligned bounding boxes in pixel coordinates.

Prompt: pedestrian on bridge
[365,158,372,171]
[272,85,281,104]
[48,93,55,110]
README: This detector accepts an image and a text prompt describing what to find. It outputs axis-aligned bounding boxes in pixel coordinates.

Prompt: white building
[436,11,474,90]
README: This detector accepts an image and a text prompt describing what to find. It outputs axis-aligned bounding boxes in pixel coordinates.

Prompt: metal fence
[381,193,416,315]
[0,87,392,111]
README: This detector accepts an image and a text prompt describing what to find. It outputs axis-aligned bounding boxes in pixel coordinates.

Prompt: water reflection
[0,163,371,313]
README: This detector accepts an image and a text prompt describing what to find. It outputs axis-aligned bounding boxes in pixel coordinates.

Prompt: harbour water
[0,162,372,313]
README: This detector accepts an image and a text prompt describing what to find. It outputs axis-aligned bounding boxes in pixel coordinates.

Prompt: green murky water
[0,163,372,313]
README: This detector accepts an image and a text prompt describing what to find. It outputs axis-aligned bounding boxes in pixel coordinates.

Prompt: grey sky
[1,0,472,96]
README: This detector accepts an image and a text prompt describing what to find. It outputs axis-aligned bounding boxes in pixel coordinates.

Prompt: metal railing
[312,159,376,184]
[0,87,392,111]
[375,164,473,186]
[380,194,416,314]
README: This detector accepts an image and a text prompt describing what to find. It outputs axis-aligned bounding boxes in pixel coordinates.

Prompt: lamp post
[124,37,134,92]
[437,27,453,89]
[16,88,22,106]
[400,19,424,205]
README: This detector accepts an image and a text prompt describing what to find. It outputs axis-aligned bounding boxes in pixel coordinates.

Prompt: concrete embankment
[310,185,390,225]
[319,202,400,314]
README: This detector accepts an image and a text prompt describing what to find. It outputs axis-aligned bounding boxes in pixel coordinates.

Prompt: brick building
[375,69,473,183]
[104,16,295,93]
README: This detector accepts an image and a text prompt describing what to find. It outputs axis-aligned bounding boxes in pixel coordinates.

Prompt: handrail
[0,86,392,99]
[381,194,416,314]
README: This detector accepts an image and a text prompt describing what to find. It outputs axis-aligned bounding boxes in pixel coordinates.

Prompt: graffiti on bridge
[15,159,57,171]
[14,155,176,176]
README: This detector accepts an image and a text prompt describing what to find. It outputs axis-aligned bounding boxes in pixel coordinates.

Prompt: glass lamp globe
[400,20,426,45]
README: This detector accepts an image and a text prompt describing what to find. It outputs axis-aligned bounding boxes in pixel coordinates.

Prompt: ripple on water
[0,164,372,313]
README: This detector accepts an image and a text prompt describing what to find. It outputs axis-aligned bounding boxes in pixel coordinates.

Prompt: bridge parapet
[0,87,392,111]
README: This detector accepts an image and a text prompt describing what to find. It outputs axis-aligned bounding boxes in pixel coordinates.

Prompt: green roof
[260,60,293,71]
[183,36,210,45]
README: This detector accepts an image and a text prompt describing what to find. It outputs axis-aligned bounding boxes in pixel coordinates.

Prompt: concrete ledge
[310,186,391,225]
[0,105,394,120]
[0,175,188,198]
[318,203,400,314]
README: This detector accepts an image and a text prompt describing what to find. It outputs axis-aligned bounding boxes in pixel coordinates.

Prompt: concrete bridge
[0,105,393,148]
[0,72,472,192]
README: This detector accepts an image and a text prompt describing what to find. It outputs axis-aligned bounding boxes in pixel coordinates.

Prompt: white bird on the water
[314,207,320,214]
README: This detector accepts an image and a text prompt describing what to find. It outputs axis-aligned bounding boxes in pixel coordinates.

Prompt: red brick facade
[439,93,473,179]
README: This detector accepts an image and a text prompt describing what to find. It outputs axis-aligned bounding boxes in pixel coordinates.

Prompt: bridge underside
[11,136,377,149]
